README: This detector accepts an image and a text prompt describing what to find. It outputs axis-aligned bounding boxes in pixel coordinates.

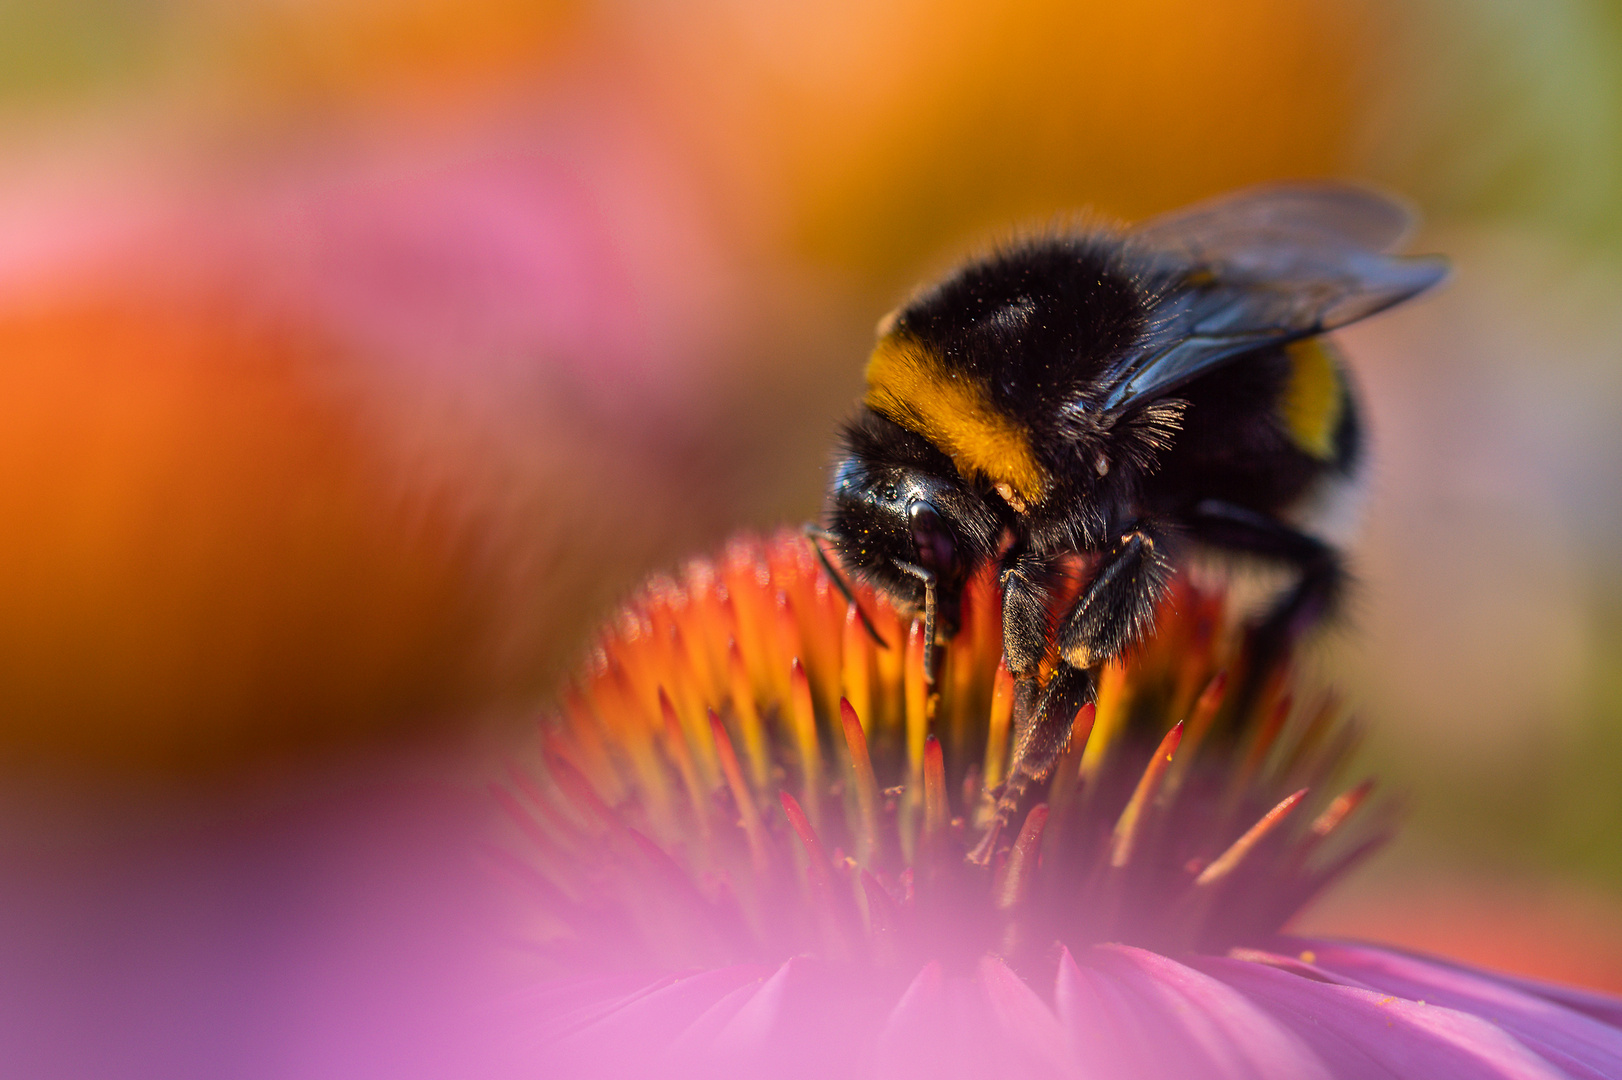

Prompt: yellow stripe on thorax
[1280,338,1345,461]
[864,334,1050,505]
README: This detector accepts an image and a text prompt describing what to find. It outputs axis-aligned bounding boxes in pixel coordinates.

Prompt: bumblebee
[814,183,1446,847]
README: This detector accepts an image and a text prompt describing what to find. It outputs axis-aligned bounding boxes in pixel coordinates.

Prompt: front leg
[997,544,1063,681]
[971,547,1065,864]
[997,665,1094,802]
[1019,523,1171,783]
[1057,523,1172,671]
[994,543,1065,793]
[973,525,1171,862]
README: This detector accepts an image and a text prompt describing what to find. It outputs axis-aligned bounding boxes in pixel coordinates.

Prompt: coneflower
[495,530,1622,1080]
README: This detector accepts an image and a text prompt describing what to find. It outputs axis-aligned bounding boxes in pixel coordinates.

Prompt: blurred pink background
[1,0,1620,1073]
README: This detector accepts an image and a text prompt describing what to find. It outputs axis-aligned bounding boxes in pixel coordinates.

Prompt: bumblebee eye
[908,500,956,578]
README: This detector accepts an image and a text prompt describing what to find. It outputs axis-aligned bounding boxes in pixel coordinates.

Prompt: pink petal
[676,956,899,1080]
[1298,938,1622,1028]
[867,957,1090,1080]
[1056,945,1332,1080]
[976,955,1085,1078]
[505,970,691,1045]
[667,964,795,1056]
[867,961,1004,1080]
[1292,940,1622,1079]
[703,955,806,1052]
[1477,971,1622,1031]
[1056,946,1168,1076]
[1199,955,1574,1079]
[537,964,769,1078]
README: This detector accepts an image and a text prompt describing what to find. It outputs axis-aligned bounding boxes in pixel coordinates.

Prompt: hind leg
[1185,499,1346,711]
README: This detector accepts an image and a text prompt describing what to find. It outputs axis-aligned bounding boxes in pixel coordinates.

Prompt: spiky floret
[496,529,1384,983]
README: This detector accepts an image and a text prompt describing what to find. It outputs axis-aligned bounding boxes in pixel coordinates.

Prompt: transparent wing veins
[1099,183,1447,413]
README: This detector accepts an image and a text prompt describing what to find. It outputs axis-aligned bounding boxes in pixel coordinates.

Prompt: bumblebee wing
[1130,181,1419,256]
[1100,184,1447,412]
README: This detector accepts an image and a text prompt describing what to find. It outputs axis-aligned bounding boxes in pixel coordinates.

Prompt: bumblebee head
[822,411,1001,636]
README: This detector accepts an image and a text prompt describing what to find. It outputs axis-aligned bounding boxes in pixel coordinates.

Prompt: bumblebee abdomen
[1278,340,1366,546]
[1278,338,1356,467]
[1149,336,1363,520]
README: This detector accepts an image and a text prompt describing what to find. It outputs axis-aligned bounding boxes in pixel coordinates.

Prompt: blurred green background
[0,0,1619,988]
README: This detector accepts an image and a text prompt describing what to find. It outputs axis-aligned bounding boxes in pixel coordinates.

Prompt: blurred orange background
[0,0,1619,1044]
[0,0,1377,772]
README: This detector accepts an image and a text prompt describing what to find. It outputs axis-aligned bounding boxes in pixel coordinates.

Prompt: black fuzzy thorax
[820,183,1437,852]
[890,233,1359,535]
[891,236,1149,460]
[888,235,1197,551]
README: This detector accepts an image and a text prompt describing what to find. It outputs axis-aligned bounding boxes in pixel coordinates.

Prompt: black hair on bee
[815,182,1446,859]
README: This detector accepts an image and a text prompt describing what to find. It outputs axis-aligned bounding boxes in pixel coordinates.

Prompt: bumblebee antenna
[803,524,889,649]
[891,559,938,688]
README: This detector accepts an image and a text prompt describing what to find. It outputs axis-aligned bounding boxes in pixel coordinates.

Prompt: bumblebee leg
[1185,499,1346,710]
[969,548,1080,863]
[1055,524,1173,672]
[997,545,1064,679]
[892,559,939,687]
[995,544,1065,786]
[972,527,1173,863]
[971,666,1090,865]
[995,543,1064,780]
[966,548,1070,856]
[997,664,1094,809]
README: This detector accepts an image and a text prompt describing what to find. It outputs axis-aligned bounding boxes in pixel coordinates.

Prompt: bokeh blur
[1,0,1620,1073]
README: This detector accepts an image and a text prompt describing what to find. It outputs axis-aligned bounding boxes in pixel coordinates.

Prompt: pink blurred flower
[498,532,1622,1079]
[0,97,757,771]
